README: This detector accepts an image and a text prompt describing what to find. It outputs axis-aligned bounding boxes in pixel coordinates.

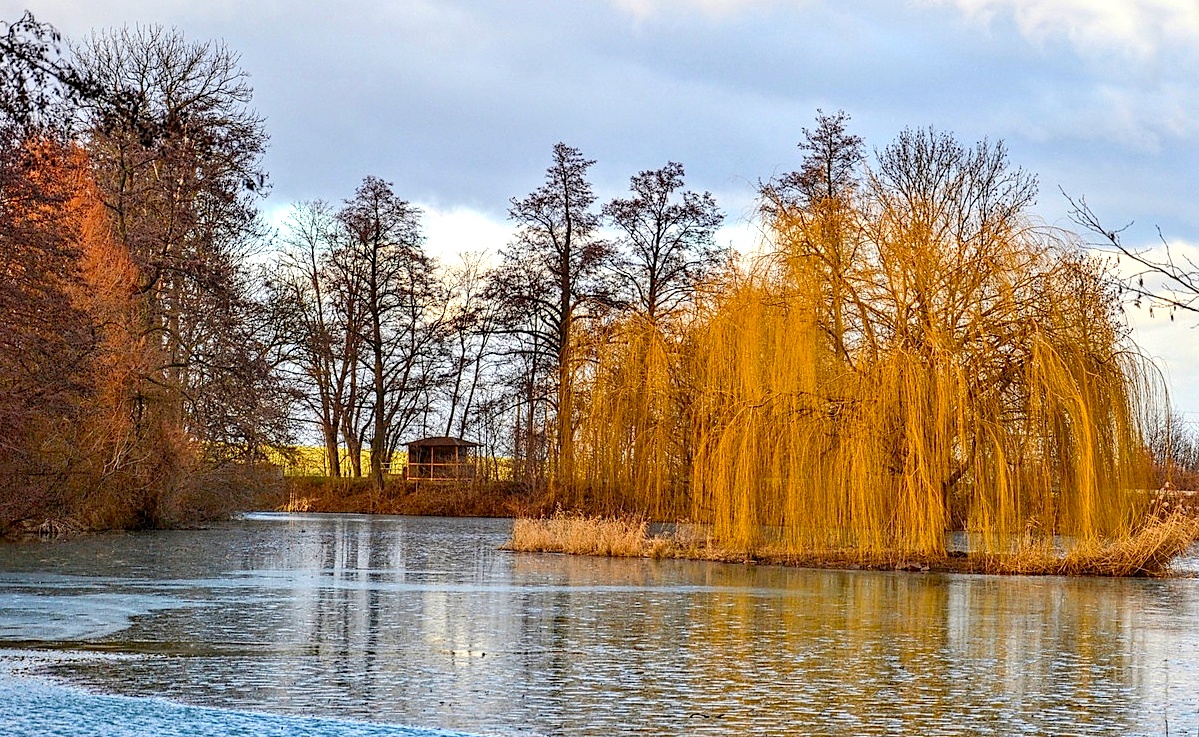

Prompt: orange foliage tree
[0,135,192,531]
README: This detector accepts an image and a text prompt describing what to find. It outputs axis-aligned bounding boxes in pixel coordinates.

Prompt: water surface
[2,513,1198,735]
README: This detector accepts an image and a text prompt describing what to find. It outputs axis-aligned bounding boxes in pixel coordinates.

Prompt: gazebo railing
[405,461,477,479]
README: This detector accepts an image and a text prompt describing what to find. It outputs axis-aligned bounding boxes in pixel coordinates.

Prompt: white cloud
[419,205,513,265]
[1126,312,1199,418]
[262,201,511,268]
[1038,79,1199,153]
[609,0,1199,52]
[932,0,1199,57]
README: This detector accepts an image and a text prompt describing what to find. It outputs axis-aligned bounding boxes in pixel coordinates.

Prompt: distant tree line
[2,13,1194,534]
[271,143,726,494]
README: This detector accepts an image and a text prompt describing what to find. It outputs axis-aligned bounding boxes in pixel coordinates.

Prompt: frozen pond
[2,513,1199,735]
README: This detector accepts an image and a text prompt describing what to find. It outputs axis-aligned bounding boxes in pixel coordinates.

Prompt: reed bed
[1059,511,1199,576]
[965,511,1199,576]
[505,512,655,558]
[506,511,1199,576]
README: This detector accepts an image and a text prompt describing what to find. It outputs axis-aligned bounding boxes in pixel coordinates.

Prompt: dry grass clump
[969,510,1199,577]
[506,511,652,557]
[1060,511,1199,576]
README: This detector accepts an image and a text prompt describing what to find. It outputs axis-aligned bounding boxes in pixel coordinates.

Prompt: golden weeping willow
[568,133,1165,563]
[575,313,692,519]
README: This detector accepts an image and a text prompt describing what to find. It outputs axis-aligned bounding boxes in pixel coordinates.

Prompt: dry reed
[1059,511,1199,576]
[506,511,652,558]
[506,512,1199,576]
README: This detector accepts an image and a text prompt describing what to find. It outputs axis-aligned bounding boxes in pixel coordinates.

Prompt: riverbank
[270,476,552,518]
[505,511,1199,577]
[2,464,289,541]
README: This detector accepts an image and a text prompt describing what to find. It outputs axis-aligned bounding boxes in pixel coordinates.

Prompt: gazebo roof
[406,436,479,448]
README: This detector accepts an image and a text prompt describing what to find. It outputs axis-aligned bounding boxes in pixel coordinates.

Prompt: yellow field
[262,446,407,477]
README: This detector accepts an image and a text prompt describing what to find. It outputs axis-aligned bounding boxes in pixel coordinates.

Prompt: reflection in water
[0,512,1197,736]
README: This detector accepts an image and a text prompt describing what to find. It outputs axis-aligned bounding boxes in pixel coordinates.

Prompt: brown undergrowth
[4,463,288,540]
[272,476,550,518]
[506,510,1199,577]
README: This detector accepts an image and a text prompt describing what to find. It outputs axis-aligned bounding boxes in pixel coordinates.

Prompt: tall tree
[0,14,288,530]
[0,140,95,526]
[493,143,610,486]
[337,176,447,491]
[442,251,499,440]
[765,109,865,210]
[272,200,361,477]
[74,26,283,473]
[762,110,868,363]
[0,14,111,528]
[0,11,94,134]
[603,162,724,323]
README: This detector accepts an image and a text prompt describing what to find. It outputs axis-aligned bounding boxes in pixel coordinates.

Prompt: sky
[6,0,1199,420]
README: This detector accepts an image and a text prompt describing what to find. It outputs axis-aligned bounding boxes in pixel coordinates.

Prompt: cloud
[932,0,1199,57]
[420,204,514,264]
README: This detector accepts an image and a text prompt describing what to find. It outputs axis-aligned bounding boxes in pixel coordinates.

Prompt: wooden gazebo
[404,436,479,480]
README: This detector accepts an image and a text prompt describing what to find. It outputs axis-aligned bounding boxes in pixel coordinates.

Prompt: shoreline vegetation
[9,475,1199,578]
[275,475,1199,577]
[504,508,1199,578]
[272,477,550,518]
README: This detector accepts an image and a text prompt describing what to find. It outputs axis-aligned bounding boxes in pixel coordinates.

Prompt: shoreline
[11,476,1199,579]
[504,512,1199,578]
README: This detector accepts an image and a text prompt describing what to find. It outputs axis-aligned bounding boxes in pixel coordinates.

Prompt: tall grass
[506,512,653,557]
[506,511,1198,576]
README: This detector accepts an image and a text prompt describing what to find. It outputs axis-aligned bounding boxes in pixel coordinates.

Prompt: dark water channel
[2,513,1199,736]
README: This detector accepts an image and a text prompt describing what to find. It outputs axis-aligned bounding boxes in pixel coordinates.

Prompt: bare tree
[762,109,865,212]
[759,110,869,363]
[603,162,724,323]
[0,11,98,135]
[337,176,448,491]
[75,26,280,468]
[442,251,500,439]
[1065,193,1199,319]
[492,142,611,485]
[0,15,291,529]
[1145,409,1199,488]
[271,201,362,476]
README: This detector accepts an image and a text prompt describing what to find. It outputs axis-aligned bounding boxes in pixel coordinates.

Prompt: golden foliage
[0,138,203,531]
[566,138,1165,568]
